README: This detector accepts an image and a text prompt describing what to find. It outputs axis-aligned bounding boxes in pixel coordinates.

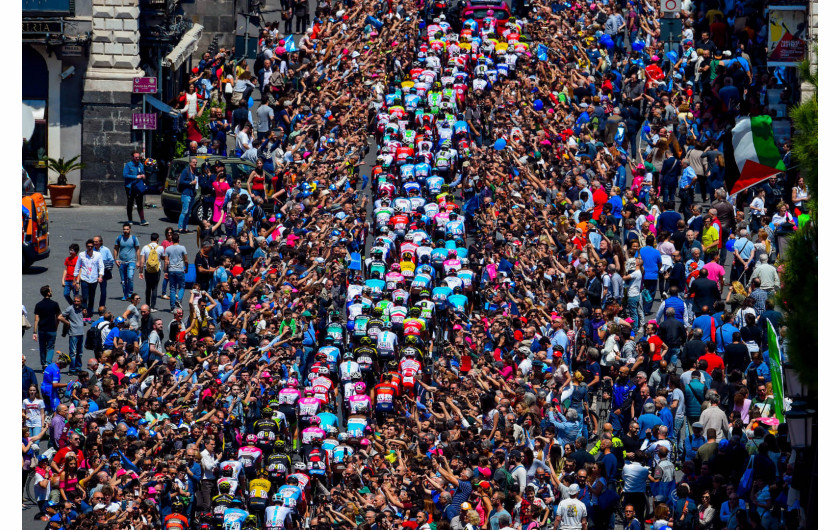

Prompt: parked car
[23,191,50,269]
[160,155,257,224]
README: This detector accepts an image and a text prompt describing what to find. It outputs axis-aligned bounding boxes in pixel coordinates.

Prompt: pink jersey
[277,388,302,407]
[237,445,263,471]
[298,397,321,419]
[301,426,326,445]
[348,394,372,414]
[443,258,462,272]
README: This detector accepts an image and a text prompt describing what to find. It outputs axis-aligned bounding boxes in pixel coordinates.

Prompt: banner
[767,7,808,67]
[767,321,786,423]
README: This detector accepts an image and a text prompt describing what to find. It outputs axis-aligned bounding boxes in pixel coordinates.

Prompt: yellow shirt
[701,225,719,249]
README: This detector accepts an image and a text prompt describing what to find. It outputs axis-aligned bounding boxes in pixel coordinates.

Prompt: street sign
[132,77,158,94]
[62,45,83,56]
[133,113,158,130]
[660,0,679,15]
[659,17,683,55]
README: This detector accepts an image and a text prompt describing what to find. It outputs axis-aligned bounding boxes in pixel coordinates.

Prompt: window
[167,161,188,191]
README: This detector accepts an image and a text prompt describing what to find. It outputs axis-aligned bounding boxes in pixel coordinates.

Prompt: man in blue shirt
[639,235,662,314]
[716,312,739,353]
[678,159,697,216]
[730,228,756,285]
[177,157,199,233]
[114,224,140,301]
[656,201,682,234]
[40,352,70,413]
[122,151,148,225]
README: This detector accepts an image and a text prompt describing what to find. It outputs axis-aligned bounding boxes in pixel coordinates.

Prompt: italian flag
[724,115,786,196]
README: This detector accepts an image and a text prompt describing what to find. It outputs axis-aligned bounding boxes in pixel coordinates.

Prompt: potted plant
[46,155,84,207]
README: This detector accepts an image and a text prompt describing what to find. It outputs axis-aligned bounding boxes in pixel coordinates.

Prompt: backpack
[494,467,518,500]
[84,320,108,351]
[146,243,161,273]
[64,379,81,401]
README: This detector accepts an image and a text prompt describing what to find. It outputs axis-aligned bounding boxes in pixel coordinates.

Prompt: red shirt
[64,255,78,281]
[699,353,725,375]
[592,186,609,219]
[647,334,666,362]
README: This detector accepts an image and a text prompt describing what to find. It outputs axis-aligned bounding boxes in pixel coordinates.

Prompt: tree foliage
[778,53,818,391]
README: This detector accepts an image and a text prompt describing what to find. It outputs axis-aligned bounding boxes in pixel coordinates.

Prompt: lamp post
[785,401,814,449]
[783,362,805,400]
[782,361,815,530]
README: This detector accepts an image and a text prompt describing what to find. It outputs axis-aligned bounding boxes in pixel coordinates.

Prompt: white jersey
[442,276,464,290]
[340,361,360,382]
[377,330,399,355]
[264,505,293,529]
[556,498,587,530]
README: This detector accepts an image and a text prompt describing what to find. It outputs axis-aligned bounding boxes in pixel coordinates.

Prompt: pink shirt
[704,261,726,285]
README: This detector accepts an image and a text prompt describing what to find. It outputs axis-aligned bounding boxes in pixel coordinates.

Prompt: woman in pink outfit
[212,172,231,222]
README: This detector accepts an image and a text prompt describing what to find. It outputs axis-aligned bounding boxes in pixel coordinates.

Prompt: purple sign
[132,77,157,94]
[132,113,157,130]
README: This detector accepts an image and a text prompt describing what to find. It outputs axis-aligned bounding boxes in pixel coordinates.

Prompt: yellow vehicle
[22,191,50,269]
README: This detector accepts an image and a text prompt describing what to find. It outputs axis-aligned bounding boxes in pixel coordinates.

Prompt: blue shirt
[122,160,144,184]
[114,234,140,263]
[657,210,682,233]
[178,168,197,197]
[693,315,715,342]
[41,363,61,397]
[637,413,664,437]
[639,246,662,280]
[679,166,697,189]
[98,246,116,269]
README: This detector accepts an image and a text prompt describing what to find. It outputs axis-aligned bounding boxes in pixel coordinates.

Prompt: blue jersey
[432,286,453,306]
[431,248,448,263]
[223,509,249,530]
[277,485,303,509]
[415,163,431,178]
[41,363,61,398]
[400,164,416,179]
[405,94,422,110]
[317,412,339,432]
[411,273,433,289]
[445,220,465,237]
[448,294,469,312]
[426,176,445,194]
[318,346,341,372]
[365,279,386,296]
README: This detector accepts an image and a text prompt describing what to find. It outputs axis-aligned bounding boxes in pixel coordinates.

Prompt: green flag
[767,321,786,422]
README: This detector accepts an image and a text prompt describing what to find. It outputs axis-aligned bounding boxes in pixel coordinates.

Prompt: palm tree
[45,155,85,186]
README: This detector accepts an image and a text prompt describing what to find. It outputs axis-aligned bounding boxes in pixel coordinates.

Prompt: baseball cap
[692,422,704,429]
[461,502,472,510]
[568,484,581,495]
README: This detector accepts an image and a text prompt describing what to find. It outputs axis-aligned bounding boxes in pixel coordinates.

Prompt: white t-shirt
[626,268,643,297]
[556,498,587,529]
[236,130,253,151]
[23,398,45,428]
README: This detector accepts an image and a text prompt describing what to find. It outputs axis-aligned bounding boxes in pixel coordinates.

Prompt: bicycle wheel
[25,469,37,505]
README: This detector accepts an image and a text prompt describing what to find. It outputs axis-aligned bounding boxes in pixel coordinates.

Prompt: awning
[162,24,204,70]
[144,94,180,117]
